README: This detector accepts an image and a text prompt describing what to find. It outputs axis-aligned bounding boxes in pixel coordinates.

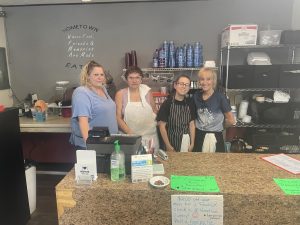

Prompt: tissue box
[221,24,258,47]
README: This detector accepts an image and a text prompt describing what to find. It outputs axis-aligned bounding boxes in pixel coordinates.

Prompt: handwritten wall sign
[62,24,99,70]
[171,175,220,192]
[171,195,223,225]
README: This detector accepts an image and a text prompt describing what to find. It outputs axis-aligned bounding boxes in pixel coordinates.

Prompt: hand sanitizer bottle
[110,140,125,181]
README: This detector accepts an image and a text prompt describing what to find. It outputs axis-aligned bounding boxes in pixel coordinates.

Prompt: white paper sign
[171,195,223,225]
[262,154,300,174]
[76,150,97,180]
[75,163,96,182]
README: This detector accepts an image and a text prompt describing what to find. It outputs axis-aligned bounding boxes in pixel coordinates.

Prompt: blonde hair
[198,67,217,89]
[80,60,104,87]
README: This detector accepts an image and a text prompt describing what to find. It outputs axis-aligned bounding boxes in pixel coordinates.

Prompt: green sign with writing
[171,175,220,192]
[273,178,300,195]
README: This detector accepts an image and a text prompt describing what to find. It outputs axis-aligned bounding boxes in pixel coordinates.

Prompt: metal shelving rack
[220,44,300,129]
[226,88,294,92]
[234,121,300,129]
[122,67,202,77]
[123,67,203,72]
[121,67,208,83]
[220,44,300,94]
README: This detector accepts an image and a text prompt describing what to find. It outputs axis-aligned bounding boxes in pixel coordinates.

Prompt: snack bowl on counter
[149,176,170,189]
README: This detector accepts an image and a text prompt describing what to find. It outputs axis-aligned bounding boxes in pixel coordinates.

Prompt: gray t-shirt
[194,90,231,132]
[69,86,118,148]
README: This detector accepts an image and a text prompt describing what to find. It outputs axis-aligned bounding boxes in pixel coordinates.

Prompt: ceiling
[0,0,202,7]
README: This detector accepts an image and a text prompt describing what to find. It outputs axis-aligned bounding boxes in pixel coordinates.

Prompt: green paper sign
[273,178,300,195]
[171,175,220,192]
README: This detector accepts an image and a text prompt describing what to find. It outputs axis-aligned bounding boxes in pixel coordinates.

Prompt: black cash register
[86,127,143,174]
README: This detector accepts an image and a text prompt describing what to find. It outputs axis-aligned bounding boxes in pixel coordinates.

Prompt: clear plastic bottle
[176,47,184,68]
[231,105,237,122]
[193,42,201,67]
[158,48,166,68]
[110,140,125,181]
[163,40,169,67]
[183,44,188,67]
[186,44,194,68]
[168,41,175,68]
[153,49,159,68]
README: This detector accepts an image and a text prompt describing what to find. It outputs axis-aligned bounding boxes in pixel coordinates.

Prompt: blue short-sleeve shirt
[69,86,118,148]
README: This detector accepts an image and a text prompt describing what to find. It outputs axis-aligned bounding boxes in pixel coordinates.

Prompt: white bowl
[149,176,170,188]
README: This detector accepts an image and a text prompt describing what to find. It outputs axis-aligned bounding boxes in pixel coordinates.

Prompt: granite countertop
[19,115,71,133]
[57,153,299,195]
[56,153,300,225]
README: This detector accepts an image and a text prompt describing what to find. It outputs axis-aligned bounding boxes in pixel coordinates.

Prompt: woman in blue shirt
[69,60,118,149]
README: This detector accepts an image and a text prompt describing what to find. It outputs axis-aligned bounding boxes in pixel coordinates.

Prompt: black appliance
[253,65,280,88]
[249,101,300,124]
[280,30,300,44]
[279,64,300,88]
[86,128,143,174]
[222,65,281,89]
[222,65,253,88]
[252,131,299,153]
[0,108,30,225]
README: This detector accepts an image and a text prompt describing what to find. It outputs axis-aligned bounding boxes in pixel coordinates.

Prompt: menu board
[62,24,99,70]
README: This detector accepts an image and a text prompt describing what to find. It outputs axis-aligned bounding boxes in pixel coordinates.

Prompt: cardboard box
[221,24,258,47]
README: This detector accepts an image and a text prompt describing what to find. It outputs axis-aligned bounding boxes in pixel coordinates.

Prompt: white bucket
[25,166,36,214]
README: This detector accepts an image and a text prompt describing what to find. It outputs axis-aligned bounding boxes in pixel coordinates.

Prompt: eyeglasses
[176,82,190,88]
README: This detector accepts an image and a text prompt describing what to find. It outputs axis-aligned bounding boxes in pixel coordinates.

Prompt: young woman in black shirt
[157,75,196,152]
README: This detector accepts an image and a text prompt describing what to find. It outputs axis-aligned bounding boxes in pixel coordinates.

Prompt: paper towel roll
[238,100,249,119]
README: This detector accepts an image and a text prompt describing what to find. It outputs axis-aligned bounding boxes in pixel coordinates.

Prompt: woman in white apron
[115,66,159,152]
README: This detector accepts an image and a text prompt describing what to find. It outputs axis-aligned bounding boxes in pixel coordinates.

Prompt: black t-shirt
[156,96,196,122]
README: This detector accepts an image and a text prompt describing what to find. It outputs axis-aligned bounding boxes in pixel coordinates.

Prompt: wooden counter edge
[55,188,76,219]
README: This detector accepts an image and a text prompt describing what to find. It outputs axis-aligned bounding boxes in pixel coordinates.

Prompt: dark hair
[124,66,144,80]
[169,74,191,96]
[173,74,191,85]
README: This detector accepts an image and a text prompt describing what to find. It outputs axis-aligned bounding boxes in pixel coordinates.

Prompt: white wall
[0,7,13,107]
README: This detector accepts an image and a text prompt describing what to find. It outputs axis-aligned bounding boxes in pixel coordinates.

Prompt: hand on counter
[166,144,176,152]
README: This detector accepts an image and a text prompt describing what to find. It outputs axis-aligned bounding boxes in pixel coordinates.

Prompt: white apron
[124,84,159,152]
[180,134,190,152]
[202,133,217,153]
